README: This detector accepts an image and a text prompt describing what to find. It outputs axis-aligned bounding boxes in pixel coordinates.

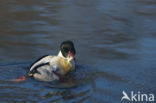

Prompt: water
[0,0,156,103]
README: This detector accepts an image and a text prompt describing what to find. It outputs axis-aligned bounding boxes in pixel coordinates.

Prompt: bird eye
[63,48,69,52]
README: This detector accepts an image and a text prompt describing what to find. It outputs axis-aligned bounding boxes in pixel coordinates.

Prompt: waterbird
[11,40,76,82]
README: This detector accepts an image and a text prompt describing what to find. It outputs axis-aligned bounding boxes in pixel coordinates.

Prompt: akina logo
[121,91,154,102]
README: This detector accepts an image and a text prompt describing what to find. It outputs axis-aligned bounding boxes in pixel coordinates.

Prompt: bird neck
[57,51,65,58]
[57,51,73,62]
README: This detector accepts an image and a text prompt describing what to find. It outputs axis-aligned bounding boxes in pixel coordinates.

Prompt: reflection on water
[0,0,156,103]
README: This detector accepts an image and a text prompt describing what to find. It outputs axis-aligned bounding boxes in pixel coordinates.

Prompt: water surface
[0,0,156,103]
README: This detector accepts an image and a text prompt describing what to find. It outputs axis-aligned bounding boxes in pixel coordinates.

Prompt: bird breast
[50,57,72,75]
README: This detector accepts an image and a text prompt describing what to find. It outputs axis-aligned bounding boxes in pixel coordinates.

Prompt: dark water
[0,0,156,103]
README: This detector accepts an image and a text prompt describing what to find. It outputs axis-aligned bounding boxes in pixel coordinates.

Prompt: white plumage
[28,40,76,82]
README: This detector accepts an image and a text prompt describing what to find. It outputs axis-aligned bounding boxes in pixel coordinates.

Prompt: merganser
[11,41,76,82]
[28,40,76,81]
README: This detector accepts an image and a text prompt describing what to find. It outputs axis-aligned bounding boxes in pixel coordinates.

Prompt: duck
[27,40,76,82]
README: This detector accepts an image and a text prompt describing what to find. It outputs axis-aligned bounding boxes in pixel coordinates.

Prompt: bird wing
[29,55,54,72]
